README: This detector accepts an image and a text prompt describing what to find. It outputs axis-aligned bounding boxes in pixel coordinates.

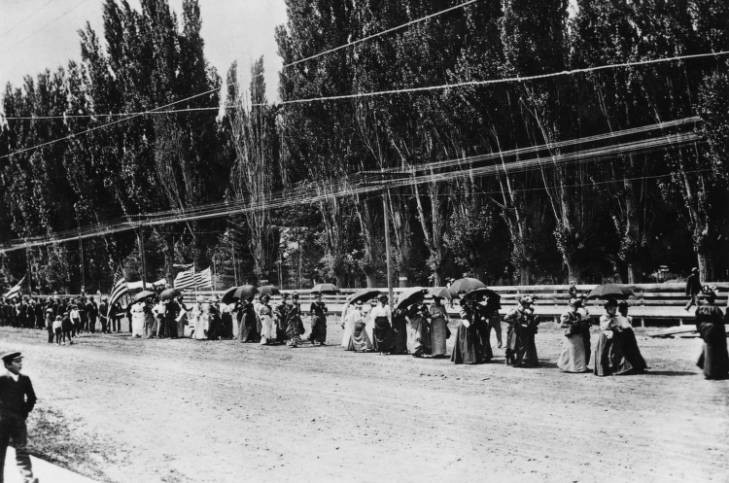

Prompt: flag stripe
[3,276,25,299]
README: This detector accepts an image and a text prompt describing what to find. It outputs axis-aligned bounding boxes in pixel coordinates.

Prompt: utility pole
[137,227,148,290]
[382,188,394,311]
[78,236,86,294]
[231,238,239,286]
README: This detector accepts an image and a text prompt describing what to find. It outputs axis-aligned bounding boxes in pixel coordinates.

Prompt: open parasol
[587,284,635,300]
[311,283,339,294]
[448,278,487,298]
[395,288,428,311]
[258,285,280,297]
[221,284,258,304]
[132,290,155,304]
[346,289,381,306]
[461,287,499,302]
[429,287,451,299]
[159,288,180,301]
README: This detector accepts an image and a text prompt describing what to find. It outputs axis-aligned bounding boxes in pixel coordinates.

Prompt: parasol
[448,277,486,298]
[395,288,428,311]
[311,283,339,294]
[221,284,258,304]
[429,287,451,299]
[346,289,381,306]
[587,284,635,300]
[132,290,155,304]
[258,285,280,296]
[159,288,180,300]
[461,287,499,302]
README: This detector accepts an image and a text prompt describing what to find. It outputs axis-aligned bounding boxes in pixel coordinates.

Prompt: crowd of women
[337,287,728,380]
[3,283,727,381]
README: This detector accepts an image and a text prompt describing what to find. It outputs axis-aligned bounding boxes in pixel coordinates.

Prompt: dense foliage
[1,0,728,293]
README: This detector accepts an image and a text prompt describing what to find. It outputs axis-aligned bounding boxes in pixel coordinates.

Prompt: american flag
[108,276,128,309]
[3,276,25,300]
[174,267,213,290]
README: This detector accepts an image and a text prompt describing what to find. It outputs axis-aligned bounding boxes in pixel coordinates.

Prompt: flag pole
[137,226,148,291]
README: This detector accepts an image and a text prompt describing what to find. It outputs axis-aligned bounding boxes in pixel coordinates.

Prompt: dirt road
[2,321,728,482]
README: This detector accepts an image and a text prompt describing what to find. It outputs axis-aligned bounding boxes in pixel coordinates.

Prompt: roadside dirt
[1,320,727,483]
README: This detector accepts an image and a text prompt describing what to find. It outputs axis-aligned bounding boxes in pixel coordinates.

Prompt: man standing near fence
[685,267,702,311]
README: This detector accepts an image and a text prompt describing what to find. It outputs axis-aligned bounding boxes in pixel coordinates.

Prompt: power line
[4,48,727,122]
[0,124,703,254]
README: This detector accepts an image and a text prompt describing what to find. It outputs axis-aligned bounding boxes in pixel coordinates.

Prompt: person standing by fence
[308,293,328,346]
[685,267,702,311]
[695,287,729,380]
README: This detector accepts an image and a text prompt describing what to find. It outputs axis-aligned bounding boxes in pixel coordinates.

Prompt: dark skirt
[697,322,729,380]
[451,322,483,364]
[476,320,493,362]
[238,313,260,342]
[309,315,327,344]
[594,329,646,376]
[373,316,394,353]
[390,315,408,354]
[286,317,305,339]
[507,325,537,367]
[220,313,234,339]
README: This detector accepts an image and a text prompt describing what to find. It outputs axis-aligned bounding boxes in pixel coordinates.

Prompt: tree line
[1,0,729,294]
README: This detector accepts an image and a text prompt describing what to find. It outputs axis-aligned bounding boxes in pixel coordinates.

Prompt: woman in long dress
[309,294,328,346]
[406,303,430,358]
[695,287,729,380]
[285,295,305,348]
[370,295,394,354]
[504,296,539,367]
[391,302,409,355]
[475,298,493,362]
[130,301,145,338]
[193,302,209,340]
[237,297,260,343]
[258,295,277,345]
[594,299,646,376]
[346,302,373,352]
[429,297,449,358]
[341,302,358,348]
[451,299,484,364]
[557,298,589,372]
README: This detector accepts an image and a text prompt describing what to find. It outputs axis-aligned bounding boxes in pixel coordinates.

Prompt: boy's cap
[1,351,22,363]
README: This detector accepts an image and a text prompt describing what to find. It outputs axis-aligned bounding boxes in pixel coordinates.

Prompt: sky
[0,0,288,100]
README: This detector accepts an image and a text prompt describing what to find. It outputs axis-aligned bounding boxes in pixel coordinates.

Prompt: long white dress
[193,308,209,340]
[130,302,145,337]
[340,305,354,348]
[259,315,275,343]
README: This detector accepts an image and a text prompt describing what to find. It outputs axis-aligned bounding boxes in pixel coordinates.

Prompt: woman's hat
[196,295,204,303]
[377,294,388,302]
[519,295,533,305]
[604,298,618,308]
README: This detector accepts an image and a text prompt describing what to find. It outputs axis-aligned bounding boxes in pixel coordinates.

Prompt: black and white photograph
[0,0,728,481]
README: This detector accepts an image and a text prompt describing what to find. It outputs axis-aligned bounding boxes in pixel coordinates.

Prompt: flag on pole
[174,267,213,290]
[108,276,128,309]
[3,276,25,300]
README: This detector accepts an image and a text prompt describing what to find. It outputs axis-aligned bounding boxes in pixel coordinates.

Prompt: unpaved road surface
[1,321,728,483]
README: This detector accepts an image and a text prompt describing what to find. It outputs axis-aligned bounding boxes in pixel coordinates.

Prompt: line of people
[337,292,654,377]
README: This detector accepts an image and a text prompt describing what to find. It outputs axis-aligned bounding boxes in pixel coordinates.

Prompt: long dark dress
[164,300,180,339]
[220,310,234,339]
[285,305,305,340]
[406,305,430,357]
[696,305,729,380]
[390,309,408,354]
[475,306,493,362]
[594,315,646,376]
[451,309,484,364]
[309,301,328,344]
[504,307,538,367]
[274,303,289,343]
[237,302,260,342]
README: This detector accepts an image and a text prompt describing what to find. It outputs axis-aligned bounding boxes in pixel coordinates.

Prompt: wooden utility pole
[78,236,86,293]
[137,227,148,290]
[382,190,394,311]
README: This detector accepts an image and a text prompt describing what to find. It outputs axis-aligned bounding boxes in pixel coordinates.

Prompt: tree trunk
[366,274,377,288]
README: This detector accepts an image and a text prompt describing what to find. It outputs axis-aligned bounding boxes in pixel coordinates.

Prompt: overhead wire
[0,124,703,253]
